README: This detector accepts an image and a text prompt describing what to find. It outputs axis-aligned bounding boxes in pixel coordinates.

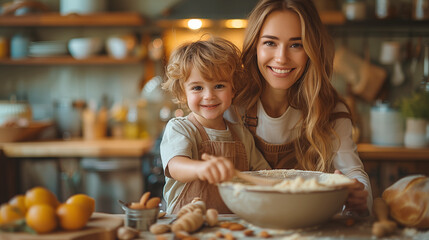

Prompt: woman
[228,0,372,215]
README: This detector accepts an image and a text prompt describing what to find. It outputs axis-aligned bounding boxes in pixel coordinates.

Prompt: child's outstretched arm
[167,153,235,184]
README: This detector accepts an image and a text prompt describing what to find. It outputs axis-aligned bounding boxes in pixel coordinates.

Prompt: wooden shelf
[319,11,346,25]
[0,12,145,27]
[0,56,144,65]
[326,18,429,37]
[2,138,154,158]
[357,143,429,161]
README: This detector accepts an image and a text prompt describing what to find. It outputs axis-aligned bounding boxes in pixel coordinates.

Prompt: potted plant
[397,91,429,148]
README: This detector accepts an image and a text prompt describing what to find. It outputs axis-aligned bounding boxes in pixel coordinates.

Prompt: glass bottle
[413,0,429,20]
[343,0,367,21]
[375,0,395,19]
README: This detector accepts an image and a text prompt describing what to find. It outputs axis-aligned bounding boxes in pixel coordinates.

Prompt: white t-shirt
[225,100,373,213]
[160,116,271,213]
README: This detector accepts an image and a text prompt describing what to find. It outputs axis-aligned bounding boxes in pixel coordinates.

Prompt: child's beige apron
[243,104,351,169]
[171,113,249,214]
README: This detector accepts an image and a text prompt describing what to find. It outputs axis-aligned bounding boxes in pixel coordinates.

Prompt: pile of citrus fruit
[0,186,95,234]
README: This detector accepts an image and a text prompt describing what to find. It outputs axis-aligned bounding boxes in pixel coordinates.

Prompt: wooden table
[137,214,428,240]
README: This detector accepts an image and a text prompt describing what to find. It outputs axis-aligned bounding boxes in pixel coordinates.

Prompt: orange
[0,204,25,224]
[56,203,90,231]
[25,187,59,209]
[9,195,27,215]
[25,204,57,233]
[65,194,95,219]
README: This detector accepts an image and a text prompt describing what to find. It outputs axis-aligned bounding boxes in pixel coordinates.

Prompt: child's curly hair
[162,36,243,109]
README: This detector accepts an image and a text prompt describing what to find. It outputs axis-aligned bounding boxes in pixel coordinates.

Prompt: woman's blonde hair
[163,37,243,109]
[238,0,350,172]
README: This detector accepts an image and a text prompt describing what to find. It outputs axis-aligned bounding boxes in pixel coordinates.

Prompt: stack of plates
[28,41,68,57]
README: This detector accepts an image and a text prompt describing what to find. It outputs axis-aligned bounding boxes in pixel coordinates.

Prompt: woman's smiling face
[256,10,309,91]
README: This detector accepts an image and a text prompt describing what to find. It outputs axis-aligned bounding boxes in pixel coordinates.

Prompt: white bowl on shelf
[68,37,103,59]
[60,0,106,15]
[106,35,136,59]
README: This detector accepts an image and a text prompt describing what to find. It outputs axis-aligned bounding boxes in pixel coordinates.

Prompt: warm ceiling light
[224,19,247,29]
[187,19,203,30]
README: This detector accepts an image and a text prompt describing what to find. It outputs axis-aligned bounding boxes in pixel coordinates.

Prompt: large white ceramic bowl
[218,169,352,230]
[68,37,103,59]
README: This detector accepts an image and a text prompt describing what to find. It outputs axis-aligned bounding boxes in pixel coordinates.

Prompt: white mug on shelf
[379,41,401,65]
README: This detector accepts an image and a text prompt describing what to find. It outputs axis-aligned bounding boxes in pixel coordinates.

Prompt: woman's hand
[199,153,235,184]
[334,170,369,215]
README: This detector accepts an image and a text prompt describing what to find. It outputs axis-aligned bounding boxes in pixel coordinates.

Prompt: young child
[160,37,271,214]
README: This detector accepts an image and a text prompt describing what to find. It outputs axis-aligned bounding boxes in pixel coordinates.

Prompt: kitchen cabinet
[0,12,148,65]
[0,148,19,204]
[1,138,155,213]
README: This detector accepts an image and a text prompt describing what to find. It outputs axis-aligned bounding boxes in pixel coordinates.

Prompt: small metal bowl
[119,200,159,231]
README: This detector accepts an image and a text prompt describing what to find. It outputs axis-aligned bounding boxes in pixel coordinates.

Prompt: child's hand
[199,153,235,184]
[334,170,369,215]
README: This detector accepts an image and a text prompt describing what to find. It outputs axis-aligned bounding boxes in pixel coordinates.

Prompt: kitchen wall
[1,0,428,142]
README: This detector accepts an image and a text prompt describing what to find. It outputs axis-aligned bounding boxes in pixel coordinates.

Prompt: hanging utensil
[392,60,405,86]
[410,37,422,74]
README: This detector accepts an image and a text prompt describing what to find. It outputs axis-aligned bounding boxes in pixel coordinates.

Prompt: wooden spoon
[234,170,282,186]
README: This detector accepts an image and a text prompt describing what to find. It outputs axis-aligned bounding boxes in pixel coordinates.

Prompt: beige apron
[171,113,249,214]
[243,104,351,169]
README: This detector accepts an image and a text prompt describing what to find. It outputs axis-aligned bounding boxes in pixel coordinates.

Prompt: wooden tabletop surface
[136,213,427,240]
[1,138,154,158]
[1,140,428,161]
[357,143,429,161]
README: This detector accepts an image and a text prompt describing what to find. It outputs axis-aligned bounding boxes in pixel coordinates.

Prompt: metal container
[120,203,159,231]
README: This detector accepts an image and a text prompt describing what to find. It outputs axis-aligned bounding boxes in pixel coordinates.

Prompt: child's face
[184,67,234,129]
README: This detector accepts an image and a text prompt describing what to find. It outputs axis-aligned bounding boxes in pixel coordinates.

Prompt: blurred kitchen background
[1,0,429,213]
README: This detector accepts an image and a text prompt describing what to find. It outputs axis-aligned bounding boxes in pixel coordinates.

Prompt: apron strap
[243,104,258,134]
[187,113,211,142]
[330,111,352,122]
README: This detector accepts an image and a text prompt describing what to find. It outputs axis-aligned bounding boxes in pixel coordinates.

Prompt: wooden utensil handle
[373,197,389,222]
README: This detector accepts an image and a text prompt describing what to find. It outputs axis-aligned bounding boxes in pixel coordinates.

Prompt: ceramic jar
[404,118,428,148]
[370,102,404,146]
[10,33,30,59]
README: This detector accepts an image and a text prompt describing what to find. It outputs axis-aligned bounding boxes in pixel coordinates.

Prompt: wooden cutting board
[1,213,123,240]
